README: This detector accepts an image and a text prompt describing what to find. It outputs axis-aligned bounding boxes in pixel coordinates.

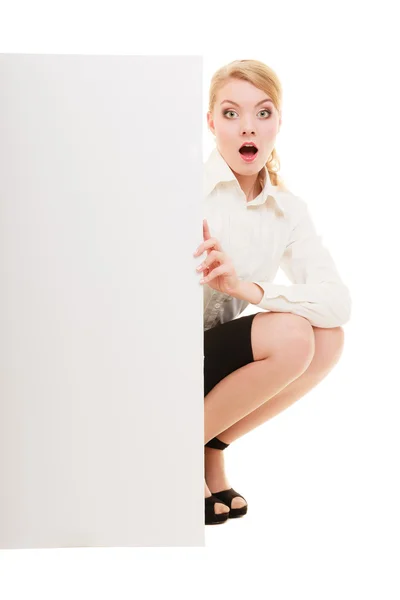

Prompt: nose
[241,118,256,135]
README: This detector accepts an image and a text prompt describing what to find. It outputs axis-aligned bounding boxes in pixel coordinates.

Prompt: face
[207,78,282,183]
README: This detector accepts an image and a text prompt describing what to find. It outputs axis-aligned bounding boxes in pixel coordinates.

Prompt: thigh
[250,311,315,362]
[204,313,259,397]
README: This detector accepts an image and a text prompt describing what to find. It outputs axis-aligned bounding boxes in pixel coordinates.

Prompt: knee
[273,314,315,375]
[310,326,345,374]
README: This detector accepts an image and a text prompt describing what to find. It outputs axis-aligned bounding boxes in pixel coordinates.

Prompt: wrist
[230,280,264,304]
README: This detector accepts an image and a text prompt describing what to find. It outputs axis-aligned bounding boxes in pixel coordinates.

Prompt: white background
[1,0,399,598]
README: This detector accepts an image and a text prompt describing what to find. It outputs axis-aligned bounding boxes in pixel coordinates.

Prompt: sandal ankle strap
[205,437,230,450]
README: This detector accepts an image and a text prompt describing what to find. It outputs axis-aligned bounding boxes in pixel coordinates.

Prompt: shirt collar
[203,146,285,215]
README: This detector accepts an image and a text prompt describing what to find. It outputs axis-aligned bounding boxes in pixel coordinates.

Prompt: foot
[204,446,247,511]
[205,480,230,516]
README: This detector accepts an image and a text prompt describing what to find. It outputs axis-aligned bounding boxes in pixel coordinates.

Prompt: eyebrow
[220,99,273,107]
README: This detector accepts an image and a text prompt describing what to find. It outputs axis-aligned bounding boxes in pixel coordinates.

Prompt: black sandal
[205,494,230,525]
[205,437,248,518]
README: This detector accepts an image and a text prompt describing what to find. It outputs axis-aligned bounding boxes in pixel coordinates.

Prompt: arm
[230,198,352,328]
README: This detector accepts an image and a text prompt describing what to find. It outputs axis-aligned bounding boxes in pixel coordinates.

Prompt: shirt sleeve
[252,198,352,328]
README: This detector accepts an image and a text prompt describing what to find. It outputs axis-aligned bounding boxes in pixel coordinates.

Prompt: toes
[231,497,247,510]
[215,503,230,515]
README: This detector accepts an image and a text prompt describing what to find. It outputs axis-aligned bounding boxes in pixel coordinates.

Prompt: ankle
[205,436,230,450]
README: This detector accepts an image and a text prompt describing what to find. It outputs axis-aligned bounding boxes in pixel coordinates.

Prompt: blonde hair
[208,59,288,191]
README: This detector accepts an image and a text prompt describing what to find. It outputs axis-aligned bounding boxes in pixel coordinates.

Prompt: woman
[196,59,352,525]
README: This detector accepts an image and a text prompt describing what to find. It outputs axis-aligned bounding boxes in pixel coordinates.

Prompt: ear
[207,111,215,136]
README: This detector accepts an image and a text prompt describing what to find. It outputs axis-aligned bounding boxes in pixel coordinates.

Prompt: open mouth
[239,146,258,157]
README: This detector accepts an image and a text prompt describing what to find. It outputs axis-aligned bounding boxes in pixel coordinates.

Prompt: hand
[193,219,241,295]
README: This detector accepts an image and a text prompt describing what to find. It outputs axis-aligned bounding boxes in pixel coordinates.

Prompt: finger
[201,263,228,283]
[204,220,215,241]
[198,250,222,270]
[195,221,210,256]
[203,237,222,253]
[194,233,222,257]
[203,221,211,244]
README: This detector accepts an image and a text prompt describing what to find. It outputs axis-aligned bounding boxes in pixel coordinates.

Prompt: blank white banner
[0,54,204,548]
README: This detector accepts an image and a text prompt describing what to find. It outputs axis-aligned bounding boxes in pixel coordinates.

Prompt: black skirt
[203,312,259,397]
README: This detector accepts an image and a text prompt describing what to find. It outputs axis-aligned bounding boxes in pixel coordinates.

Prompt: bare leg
[204,312,316,510]
[217,325,344,443]
[205,324,345,508]
[204,312,315,444]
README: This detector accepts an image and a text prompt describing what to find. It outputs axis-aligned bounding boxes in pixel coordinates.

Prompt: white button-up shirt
[202,147,352,331]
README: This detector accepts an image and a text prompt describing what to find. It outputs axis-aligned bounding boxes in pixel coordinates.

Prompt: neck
[238,175,262,202]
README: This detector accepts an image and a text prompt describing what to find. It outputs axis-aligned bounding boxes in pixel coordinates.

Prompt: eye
[223,110,237,118]
[223,109,272,118]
